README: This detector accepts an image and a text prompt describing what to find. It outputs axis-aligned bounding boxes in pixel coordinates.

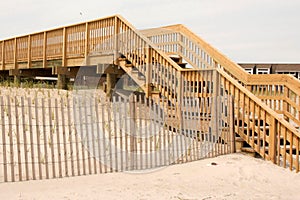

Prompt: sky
[0,0,299,63]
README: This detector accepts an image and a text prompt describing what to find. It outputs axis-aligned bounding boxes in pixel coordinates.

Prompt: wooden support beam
[9,68,53,77]
[97,64,124,75]
[106,73,117,98]
[55,66,79,78]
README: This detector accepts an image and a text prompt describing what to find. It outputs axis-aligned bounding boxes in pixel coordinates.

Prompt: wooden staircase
[141,24,300,172]
[1,14,300,172]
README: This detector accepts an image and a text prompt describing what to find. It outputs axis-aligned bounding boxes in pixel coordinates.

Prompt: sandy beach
[0,153,299,200]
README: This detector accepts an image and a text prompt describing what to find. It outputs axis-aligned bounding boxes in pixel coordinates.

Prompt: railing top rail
[116,15,184,72]
[142,24,250,83]
[142,24,300,95]
[0,15,118,41]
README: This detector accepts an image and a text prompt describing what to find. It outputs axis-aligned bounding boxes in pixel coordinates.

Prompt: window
[257,68,270,74]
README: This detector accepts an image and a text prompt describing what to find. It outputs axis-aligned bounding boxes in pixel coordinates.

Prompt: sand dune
[1,153,300,200]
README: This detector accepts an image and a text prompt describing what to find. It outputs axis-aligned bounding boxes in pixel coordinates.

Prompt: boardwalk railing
[142,24,300,130]
[0,88,233,182]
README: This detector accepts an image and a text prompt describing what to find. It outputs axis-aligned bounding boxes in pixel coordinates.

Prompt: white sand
[0,153,300,200]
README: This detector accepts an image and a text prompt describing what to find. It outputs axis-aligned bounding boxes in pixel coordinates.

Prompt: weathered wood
[48,98,56,178]
[41,98,49,179]
[1,96,7,182]
[14,97,22,181]
[21,97,29,180]
[28,97,35,180]
[72,97,81,176]
[35,98,42,179]
[61,98,69,177]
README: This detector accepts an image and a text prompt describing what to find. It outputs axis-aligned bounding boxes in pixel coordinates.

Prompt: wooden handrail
[142,24,300,129]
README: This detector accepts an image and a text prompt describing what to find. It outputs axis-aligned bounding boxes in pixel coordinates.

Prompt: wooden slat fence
[0,90,233,182]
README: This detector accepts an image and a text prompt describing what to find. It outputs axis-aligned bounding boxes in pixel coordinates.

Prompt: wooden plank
[106,99,113,172]
[94,97,102,173]
[41,98,49,179]
[61,98,69,177]
[28,97,35,180]
[89,97,97,174]
[83,97,92,175]
[21,97,29,180]
[43,32,47,68]
[27,35,31,68]
[144,96,149,169]
[78,98,86,175]
[54,99,62,178]
[48,98,56,178]
[14,97,22,181]
[35,97,42,179]
[100,98,107,173]
[7,96,14,182]
[289,132,294,170]
[67,97,74,176]
[72,97,81,176]
[112,96,118,172]
[296,137,299,172]
[1,96,8,182]
[138,96,143,170]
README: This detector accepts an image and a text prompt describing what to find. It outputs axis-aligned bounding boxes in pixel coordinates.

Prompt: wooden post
[57,74,67,90]
[1,96,8,182]
[106,73,117,98]
[114,17,120,63]
[14,38,17,70]
[269,117,278,164]
[283,86,289,121]
[27,35,31,68]
[1,41,4,70]
[145,46,152,98]
[212,69,220,140]
[14,75,21,87]
[43,32,47,68]
[84,23,89,63]
[62,28,67,67]
[229,95,236,153]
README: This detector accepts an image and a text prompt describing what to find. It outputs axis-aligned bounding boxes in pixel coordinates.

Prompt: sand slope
[0,153,300,200]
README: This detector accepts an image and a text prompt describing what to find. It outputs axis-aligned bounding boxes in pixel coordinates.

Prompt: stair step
[241,147,256,153]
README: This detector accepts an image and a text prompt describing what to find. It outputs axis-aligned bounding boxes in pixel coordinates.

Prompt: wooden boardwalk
[0,14,300,182]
